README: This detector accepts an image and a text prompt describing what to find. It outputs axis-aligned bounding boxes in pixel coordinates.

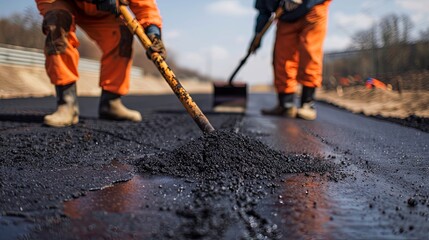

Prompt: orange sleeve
[129,0,162,29]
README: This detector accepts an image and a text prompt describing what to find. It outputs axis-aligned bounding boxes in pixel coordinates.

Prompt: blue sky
[1,0,429,85]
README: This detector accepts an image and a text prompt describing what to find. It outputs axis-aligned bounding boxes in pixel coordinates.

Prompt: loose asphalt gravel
[0,93,428,240]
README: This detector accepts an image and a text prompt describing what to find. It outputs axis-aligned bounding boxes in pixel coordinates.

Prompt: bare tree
[420,27,429,41]
[379,14,413,47]
[0,7,44,49]
[350,27,378,50]
[401,15,413,43]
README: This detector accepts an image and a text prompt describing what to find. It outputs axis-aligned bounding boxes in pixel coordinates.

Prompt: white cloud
[333,12,375,34]
[394,0,429,12]
[394,0,429,27]
[324,35,352,52]
[206,0,254,17]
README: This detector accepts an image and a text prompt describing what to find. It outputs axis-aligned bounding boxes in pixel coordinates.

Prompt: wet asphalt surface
[0,93,428,240]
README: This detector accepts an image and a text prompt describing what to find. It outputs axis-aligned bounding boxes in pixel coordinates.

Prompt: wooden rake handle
[119,5,215,133]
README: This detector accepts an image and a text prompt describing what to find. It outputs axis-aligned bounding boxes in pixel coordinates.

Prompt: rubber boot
[297,87,317,120]
[44,83,79,127]
[261,93,297,117]
[99,90,142,122]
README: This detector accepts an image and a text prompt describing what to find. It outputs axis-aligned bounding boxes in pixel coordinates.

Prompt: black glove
[146,34,167,60]
[144,25,166,59]
[96,0,129,14]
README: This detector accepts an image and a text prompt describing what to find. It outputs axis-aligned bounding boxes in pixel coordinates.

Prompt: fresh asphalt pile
[0,97,341,239]
[137,130,337,239]
[139,131,333,180]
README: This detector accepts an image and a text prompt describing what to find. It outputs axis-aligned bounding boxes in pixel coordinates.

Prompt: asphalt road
[0,93,428,239]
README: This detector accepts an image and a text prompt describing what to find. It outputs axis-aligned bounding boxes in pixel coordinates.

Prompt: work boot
[44,83,79,127]
[99,90,142,122]
[297,102,317,120]
[261,93,297,118]
[297,87,317,120]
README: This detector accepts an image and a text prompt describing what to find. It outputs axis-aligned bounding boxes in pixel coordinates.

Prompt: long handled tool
[212,6,284,113]
[119,5,215,133]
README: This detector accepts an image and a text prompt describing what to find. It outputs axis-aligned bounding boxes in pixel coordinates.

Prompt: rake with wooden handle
[119,5,215,133]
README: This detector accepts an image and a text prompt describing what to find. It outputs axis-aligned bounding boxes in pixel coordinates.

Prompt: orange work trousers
[273,0,331,94]
[36,0,135,95]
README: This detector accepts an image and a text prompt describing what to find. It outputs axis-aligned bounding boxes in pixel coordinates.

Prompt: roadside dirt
[317,87,429,118]
[316,86,429,132]
[0,65,211,99]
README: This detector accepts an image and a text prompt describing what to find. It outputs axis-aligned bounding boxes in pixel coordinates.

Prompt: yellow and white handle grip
[119,5,215,133]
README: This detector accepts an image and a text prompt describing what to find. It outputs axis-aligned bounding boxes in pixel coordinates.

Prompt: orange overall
[35,0,162,95]
[274,0,331,94]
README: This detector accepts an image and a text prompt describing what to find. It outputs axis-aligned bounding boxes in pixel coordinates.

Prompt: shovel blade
[212,81,247,113]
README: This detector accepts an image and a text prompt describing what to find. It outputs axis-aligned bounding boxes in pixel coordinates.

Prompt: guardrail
[0,44,143,77]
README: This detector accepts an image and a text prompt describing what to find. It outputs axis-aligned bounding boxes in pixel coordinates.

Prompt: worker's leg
[297,2,330,90]
[36,0,80,127]
[274,21,301,95]
[261,20,300,117]
[297,1,330,120]
[78,15,141,122]
[78,17,133,96]
[37,0,80,86]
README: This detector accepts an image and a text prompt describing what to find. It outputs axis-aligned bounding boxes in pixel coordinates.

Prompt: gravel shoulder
[316,86,429,132]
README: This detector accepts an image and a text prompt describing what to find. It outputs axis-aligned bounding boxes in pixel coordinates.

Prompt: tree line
[324,14,429,90]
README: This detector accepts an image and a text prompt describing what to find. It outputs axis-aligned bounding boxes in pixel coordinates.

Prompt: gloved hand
[282,0,303,11]
[145,25,166,59]
[96,0,129,14]
[147,34,167,59]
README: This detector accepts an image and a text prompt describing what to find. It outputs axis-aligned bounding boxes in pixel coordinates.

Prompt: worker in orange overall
[35,0,166,127]
[365,78,387,90]
[252,0,331,120]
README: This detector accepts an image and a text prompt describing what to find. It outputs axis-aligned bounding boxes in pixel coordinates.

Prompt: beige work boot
[99,90,142,122]
[297,102,317,120]
[44,83,79,127]
[297,87,317,120]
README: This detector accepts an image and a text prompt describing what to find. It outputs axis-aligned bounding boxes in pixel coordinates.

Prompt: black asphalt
[0,93,428,239]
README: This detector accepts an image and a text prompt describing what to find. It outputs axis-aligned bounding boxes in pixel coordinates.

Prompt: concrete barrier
[0,44,212,99]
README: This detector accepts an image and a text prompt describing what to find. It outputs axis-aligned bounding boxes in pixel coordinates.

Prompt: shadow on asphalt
[0,113,44,123]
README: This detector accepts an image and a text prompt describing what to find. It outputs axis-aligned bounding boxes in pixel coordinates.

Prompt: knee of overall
[42,9,73,55]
